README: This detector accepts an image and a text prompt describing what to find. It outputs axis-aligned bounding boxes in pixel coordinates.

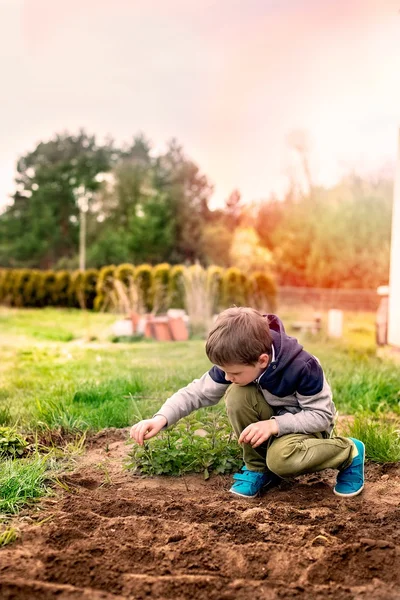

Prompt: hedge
[0,264,277,314]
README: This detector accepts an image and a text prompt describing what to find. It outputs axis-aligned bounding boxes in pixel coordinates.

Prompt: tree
[0,131,112,268]
[152,139,213,263]
[230,227,275,274]
[224,189,242,228]
[201,223,233,267]
[86,137,212,266]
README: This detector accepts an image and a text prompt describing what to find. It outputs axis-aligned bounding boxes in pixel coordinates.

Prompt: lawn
[1,307,400,599]
[1,306,399,430]
[1,306,400,511]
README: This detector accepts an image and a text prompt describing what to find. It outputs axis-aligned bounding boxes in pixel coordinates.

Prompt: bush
[83,269,99,310]
[207,265,224,313]
[168,265,185,309]
[11,269,32,307]
[114,263,136,287]
[53,270,71,307]
[222,267,248,308]
[68,269,99,310]
[36,271,57,307]
[94,265,116,311]
[113,263,139,313]
[68,270,84,308]
[248,271,277,313]
[0,269,14,305]
[152,263,170,314]
[0,269,5,303]
[134,264,153,312]
[0,427,28,459]
[23,270,41,307]
[0,264,277,313]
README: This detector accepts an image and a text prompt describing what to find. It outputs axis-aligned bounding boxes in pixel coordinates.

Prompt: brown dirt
[0,428,399,600]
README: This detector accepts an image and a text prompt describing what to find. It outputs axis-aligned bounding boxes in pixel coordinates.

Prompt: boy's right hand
[129,415,167,445]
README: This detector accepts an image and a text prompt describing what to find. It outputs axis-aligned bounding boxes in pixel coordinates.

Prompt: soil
[0,428,399,600]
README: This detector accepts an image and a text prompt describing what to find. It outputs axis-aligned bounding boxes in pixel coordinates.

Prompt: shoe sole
[333,484,364,497]
[229,488,259,498]
[333,440,365,498]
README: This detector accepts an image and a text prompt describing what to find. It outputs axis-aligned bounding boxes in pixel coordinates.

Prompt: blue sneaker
[230,466,280,498]
[334,438,365,497]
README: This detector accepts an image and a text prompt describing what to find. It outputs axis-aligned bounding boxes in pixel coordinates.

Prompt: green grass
[0,306,399,495]
[346,414,400,463]
[0,456,50,516]
[1,307,399,430]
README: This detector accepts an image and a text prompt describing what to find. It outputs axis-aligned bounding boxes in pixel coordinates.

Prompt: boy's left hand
[238,420,279,448]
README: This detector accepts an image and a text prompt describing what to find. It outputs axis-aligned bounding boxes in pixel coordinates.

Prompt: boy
[130,307,364,499]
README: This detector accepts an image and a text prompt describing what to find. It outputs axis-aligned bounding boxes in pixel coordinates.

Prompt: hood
[258,314,304,384]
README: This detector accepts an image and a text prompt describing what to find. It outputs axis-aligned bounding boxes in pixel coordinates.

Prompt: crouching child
[130,307,364,499]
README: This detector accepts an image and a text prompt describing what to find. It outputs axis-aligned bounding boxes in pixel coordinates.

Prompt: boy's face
[219,354,269,386]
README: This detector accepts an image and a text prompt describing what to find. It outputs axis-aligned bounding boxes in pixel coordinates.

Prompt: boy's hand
[130,415,167,445]
[238,419,279,448]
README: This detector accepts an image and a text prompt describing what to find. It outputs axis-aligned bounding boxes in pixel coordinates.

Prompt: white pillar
[388,129,400,347]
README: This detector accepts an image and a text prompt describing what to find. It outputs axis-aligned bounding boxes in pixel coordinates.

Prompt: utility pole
[74,185,90,272]
[79,199,87,271]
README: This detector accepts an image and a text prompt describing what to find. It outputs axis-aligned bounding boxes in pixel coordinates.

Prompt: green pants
[225,384,354,475]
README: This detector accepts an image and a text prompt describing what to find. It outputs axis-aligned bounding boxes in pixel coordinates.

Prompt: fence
[278,286,379,312]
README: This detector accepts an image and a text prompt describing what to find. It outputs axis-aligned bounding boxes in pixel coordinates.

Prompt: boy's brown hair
[205,307,273,366]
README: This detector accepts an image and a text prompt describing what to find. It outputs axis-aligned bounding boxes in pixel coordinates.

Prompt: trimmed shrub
[152,263,171,314]
[94,265,116,312]
[168,265,185,309]
[0,269,3,297]
[134,264,153,312]
[221,267,248,308]
[83,269,99,310]
[0,264,277,314]
[12,270,33,307]
[114,264,135,287]
[35,271,57,308]
[23,271,41,307]
[68,271,82,308]
[1,268,17,306]
[0,269,5,303]
[53,271,71,307]
[248,271,278,313]
[69,269,99,310]
[113,263,139,314]
[207,265,224,314]
[0,269,14,305]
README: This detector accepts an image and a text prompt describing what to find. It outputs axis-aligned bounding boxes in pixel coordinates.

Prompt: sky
[0,0,399,209]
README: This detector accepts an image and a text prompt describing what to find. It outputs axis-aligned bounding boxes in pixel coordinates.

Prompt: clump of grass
[0,526,18,547]
[72,377,147,429]
[0,456,50,515]
[72,377,144,406]
[330,362,400,414]
[0,405,12,426]
[347,415,400,463]
[35,377,147,432]
[35,398,88,432]
[127,412,242,479]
